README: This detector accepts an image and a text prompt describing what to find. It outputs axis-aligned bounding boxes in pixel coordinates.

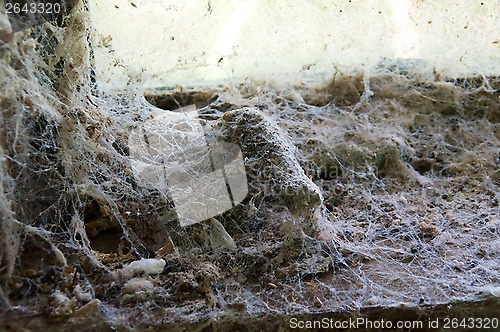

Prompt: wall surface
[89,0,500,90]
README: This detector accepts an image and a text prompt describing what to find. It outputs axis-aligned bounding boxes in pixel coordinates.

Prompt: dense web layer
[0,1,499,330]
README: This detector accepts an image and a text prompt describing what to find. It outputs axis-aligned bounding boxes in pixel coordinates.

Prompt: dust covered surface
[1,2,500,331]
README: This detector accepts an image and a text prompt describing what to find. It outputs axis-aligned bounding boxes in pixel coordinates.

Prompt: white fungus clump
[123,278,155,294]
[120,258,166,278]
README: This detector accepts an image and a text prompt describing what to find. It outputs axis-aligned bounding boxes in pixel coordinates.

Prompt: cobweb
[0,0,499,330]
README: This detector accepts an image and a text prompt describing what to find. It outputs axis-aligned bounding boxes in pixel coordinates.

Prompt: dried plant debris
[1,3,499,331]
